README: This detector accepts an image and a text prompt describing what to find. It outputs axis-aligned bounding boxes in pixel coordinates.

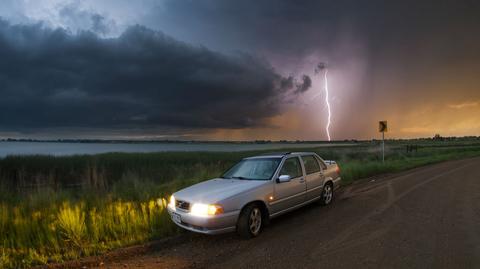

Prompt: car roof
[245,152,316,159]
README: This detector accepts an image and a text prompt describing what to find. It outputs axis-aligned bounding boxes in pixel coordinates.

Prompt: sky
[0,0,479,141]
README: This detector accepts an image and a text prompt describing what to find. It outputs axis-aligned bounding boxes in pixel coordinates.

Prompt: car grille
[175,200,190,211]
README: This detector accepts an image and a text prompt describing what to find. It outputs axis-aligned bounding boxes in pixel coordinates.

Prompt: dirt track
[56,157,480,269]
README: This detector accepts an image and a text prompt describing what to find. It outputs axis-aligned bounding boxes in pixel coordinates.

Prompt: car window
[315,156,328,170]
[302,155,321,174]
[222,158,281,180]
[279,157,302,178]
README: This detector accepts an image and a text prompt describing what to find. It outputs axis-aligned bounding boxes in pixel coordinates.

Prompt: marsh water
[0,141,351,157]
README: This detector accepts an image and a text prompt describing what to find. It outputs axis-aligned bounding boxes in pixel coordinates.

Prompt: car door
[270,156,307,214]
[301,155,325,201]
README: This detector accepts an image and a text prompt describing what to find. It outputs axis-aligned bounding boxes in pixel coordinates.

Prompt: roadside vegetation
[1,139,480,268]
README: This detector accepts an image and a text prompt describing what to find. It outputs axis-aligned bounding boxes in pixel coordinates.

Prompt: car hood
[173,178,269,204]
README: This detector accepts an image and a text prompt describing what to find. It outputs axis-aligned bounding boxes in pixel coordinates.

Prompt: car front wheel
[237,203,262,239]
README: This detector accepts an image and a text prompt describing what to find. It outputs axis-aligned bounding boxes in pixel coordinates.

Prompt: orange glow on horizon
[198,99,480,141]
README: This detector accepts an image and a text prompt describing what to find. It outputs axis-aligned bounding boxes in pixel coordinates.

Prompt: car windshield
[222,158,281,180]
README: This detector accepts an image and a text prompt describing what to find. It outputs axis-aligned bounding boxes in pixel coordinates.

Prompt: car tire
[320,182,334,205]
[237,203,263,239]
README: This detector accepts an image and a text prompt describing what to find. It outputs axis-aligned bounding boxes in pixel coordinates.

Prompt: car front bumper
[167,206,239,235]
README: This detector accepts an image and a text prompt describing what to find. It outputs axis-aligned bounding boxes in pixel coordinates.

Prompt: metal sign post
[379,121,388,163]
[382,131,385,163]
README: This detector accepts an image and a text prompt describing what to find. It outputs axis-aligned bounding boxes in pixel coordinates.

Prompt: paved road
[98,157,480,269]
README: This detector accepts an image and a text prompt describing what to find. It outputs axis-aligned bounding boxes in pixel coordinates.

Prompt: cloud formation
[0,20,313,131]
[448,102,478,109]
[1,0,480,139]
[294,75,312,94]
[57,2,116,36]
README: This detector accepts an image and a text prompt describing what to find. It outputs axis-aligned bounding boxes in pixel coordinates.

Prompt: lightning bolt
[312,62,332,141]
[324,69,331,141]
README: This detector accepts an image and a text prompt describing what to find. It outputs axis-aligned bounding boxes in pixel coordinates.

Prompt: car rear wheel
[237,203,262,239]
[320,182,333,205]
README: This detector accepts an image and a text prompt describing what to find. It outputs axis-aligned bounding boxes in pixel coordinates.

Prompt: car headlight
[190,203,224,216]
[169,195,176,208]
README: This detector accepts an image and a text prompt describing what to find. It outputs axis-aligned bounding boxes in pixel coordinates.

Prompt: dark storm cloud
[0,19,310,130]
[90,14,110,35]
[149,0,480,55]
[143,0,480,139]
[58,2,116,36]
[314,63,326,75]
[294,75,311,94]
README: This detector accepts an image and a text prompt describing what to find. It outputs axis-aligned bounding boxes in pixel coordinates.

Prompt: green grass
[1,140,480,268]
[339,144,480,184]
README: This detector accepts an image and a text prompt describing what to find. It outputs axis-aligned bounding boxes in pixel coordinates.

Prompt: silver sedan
[167,152,341,238]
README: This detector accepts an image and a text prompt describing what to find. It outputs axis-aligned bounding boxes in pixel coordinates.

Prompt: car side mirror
[278,175,291,183]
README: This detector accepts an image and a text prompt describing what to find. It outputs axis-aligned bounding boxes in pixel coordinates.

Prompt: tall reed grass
[0,197,175,268]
